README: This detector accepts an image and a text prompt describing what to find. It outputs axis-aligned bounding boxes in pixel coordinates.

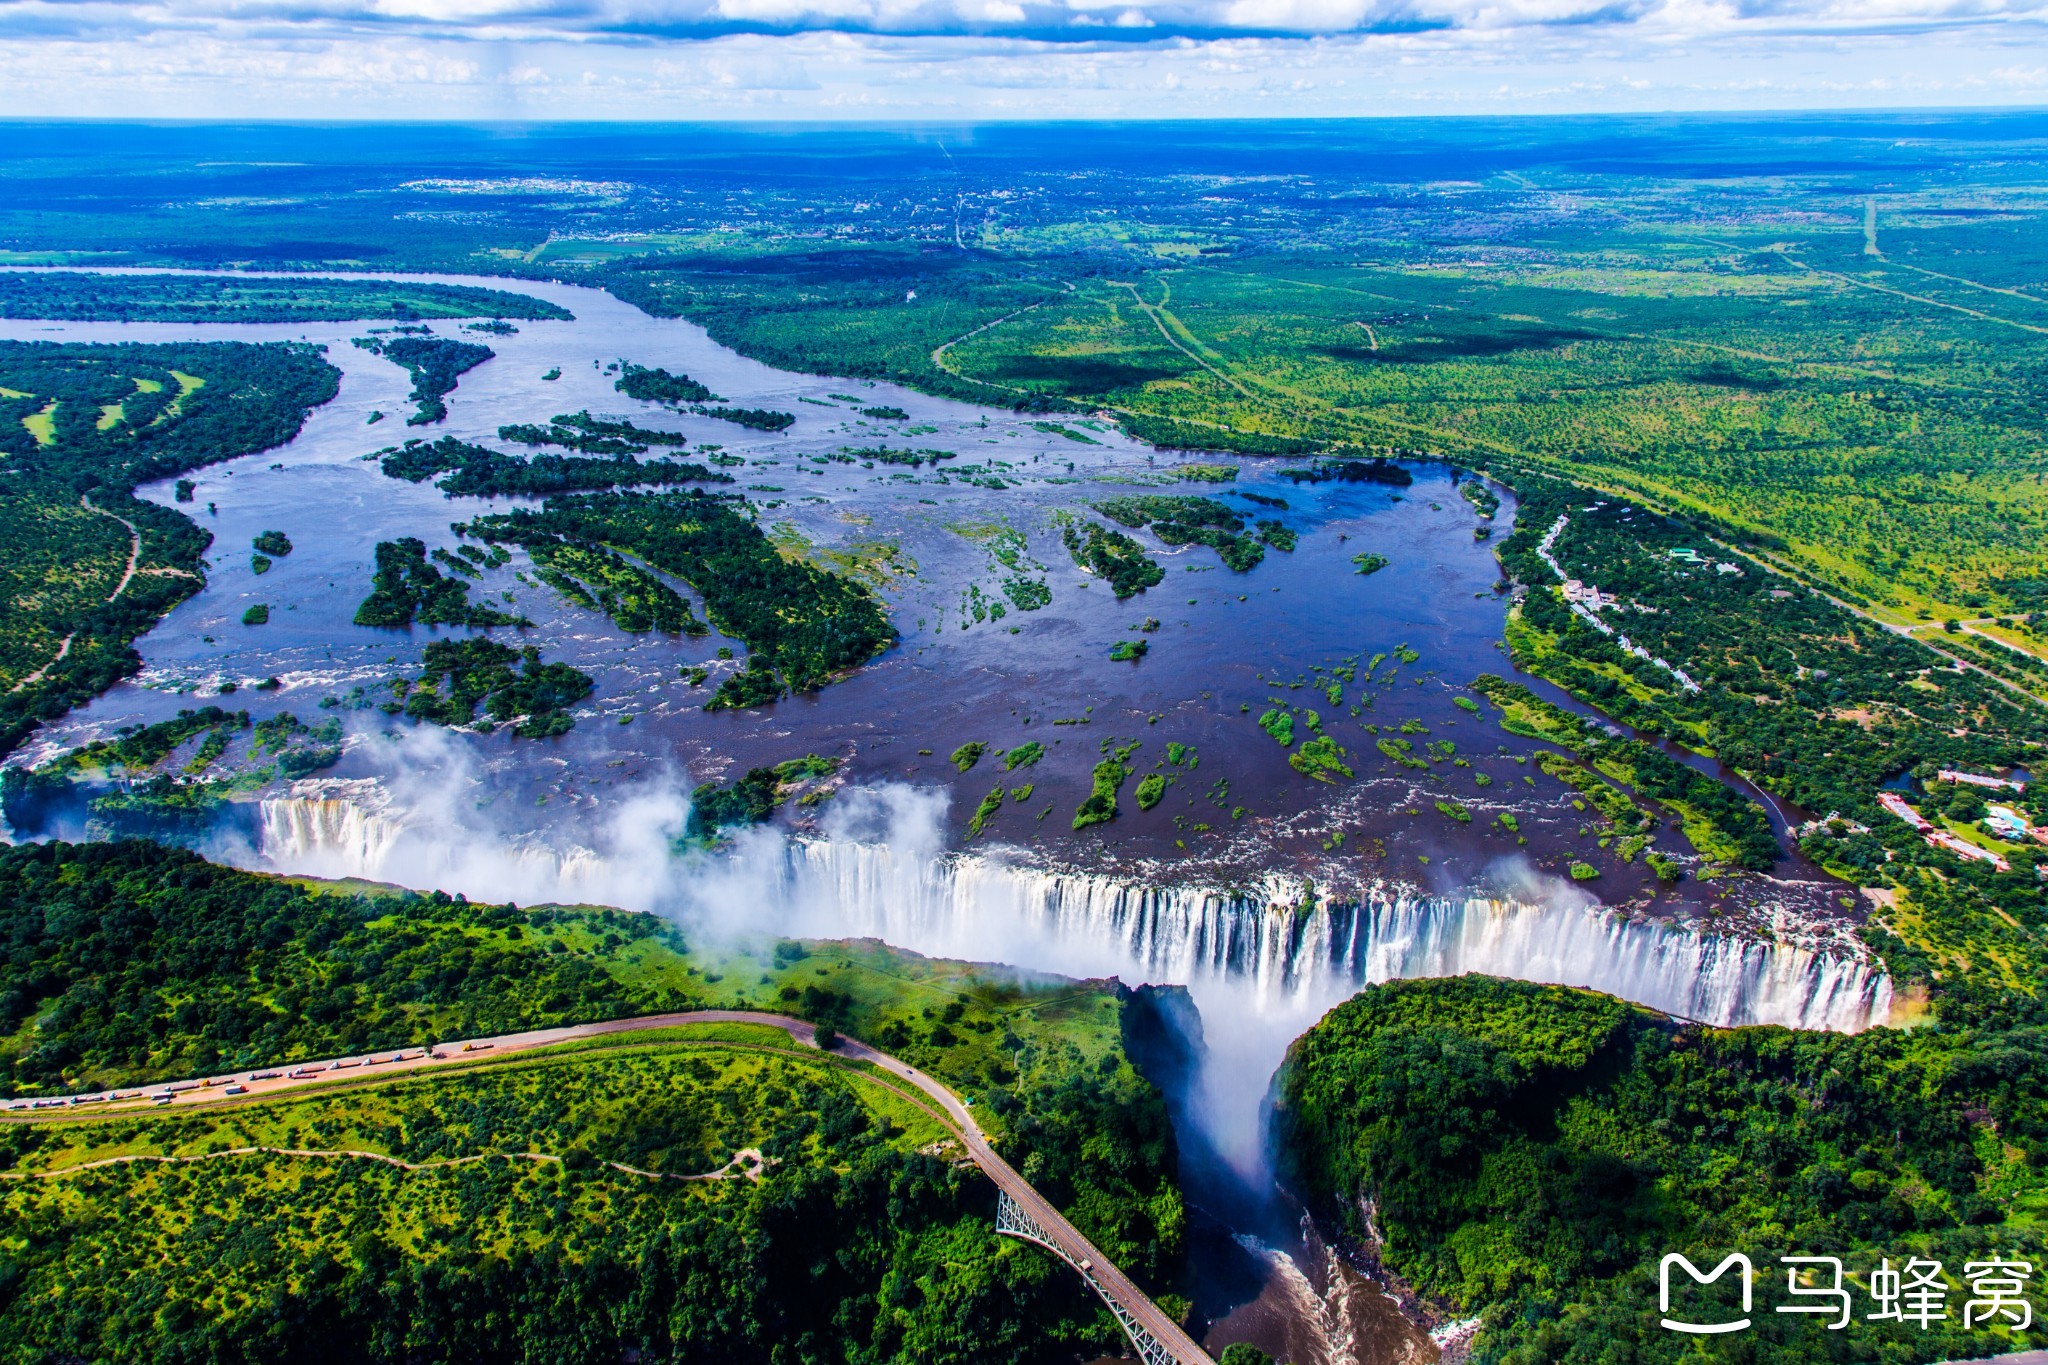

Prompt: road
[5,1009,1215,1365]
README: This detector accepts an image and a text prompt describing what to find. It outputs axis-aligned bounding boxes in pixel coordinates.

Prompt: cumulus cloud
[0,0,2042,115]
[4,0,2046,40]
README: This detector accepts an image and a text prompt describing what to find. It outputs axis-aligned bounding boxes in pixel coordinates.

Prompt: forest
[519,537,704,635]
[392,638,593,738]
[0,340,338,758]
[1492,477,2048,896]
[1058,517,1164,600]
[467,491,895,708]
[353,537,529,629]
[499,409,699,453]
[615,361,713,404]
[1091,494,1286,573]
[0,271,569,322]
[0,838,1187,1360]
[0,835,1187,1264]
[1277,967,2048,1364]
[0,1077,1103,1364]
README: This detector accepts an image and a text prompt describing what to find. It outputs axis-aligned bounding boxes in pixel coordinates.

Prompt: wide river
[0,268,1885,1364]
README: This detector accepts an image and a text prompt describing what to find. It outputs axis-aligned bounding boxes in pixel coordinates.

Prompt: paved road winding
[4,1009,1214,1365]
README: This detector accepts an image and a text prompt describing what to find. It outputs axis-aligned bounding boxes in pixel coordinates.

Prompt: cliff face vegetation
[1277,972,2048,1364]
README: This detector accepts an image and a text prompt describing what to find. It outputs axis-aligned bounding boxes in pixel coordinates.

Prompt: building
[1927,829,2011,872]
[1988,805,2048,847]
[1879,791,1932,831]
[1940,769,2025,791]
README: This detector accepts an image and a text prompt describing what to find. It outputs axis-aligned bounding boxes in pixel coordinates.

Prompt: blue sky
[0,0,2043,117]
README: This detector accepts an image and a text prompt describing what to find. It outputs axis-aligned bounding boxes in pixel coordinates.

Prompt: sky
[0,0,2044,118]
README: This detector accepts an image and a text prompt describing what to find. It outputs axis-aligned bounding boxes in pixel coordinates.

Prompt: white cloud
[0,0,2042,115]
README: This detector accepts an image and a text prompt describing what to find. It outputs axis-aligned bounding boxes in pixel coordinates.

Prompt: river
[0,267,1890,1363]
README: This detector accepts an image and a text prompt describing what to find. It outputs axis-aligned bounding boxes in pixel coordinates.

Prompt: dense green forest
[1092,494,1281,573]
[1491,477,2048,896]
[468,491,894,707]
[1058,516,1165,600]
[0,839,1186,1360]
[1471,675,1783,873]
[1277,970,2048,1364]
[351,334,493,424]
[0,271,569,322]
[615,361,713,404]
[376,434,732,497]
[601,246,1061,409]
[0,1067,1103,1365]
[516,535,705,634]
[685,753,841,841]
[0,340,338,757]
[698,404,796,431]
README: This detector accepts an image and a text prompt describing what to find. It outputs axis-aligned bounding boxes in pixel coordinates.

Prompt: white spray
[250,770,1892,1184]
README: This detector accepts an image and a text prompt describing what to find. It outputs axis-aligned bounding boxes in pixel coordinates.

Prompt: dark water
[0,267,1794,919]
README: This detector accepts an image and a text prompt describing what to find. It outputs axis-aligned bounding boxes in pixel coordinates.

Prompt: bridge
[995,1188,1210,1365]
[4,1009,1217,1365]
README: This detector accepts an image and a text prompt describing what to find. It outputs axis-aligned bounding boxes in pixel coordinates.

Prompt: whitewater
[252,776,1891,1177]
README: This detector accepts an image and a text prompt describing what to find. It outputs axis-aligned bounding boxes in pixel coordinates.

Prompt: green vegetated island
[0,271,572,323]
[351,334,495,425]
[468,491,895,711]
[0,839,1186,1365]
[0,339,339,758]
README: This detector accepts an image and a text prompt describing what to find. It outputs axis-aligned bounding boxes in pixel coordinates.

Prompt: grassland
[600,213,2048,634]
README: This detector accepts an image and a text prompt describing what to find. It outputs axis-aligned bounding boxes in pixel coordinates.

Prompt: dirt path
[927,280,1071,397]
[1112,278,1257,401]
[1785,256,2048,336]
[8,495,144,694]
[1,1143,761,1184]
[87,494,143,600]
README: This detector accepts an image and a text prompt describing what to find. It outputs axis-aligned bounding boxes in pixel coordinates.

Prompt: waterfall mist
[245,756,1894,1195]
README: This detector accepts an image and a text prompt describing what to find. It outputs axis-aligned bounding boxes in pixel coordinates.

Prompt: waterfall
[259,782,406,880]
[252,789,1892,1034]
[251,783,1891,1183]
[767,837,1890,1033]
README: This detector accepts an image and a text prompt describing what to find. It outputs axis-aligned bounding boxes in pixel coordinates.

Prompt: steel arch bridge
[994,1187,1209,1365]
